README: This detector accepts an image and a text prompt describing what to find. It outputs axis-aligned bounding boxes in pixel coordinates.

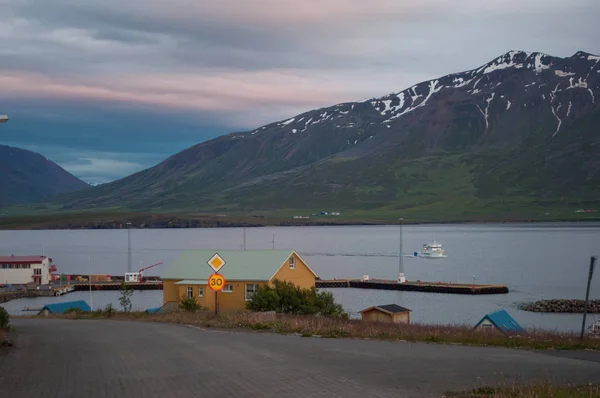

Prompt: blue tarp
[145,307,161,314]
[40,300,91,314]
[474,309,525,334]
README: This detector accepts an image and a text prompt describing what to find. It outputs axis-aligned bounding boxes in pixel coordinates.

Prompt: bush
[0,306,9,329]
[104,303,115,318]
[118,281,133,312]
[64,307,84,314]
[179,295,200,312]
[246,280,347,318]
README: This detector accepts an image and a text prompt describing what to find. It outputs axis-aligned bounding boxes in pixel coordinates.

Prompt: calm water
[1,223,599,332]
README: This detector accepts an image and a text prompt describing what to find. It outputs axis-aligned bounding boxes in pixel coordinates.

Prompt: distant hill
[0,145,89,205]
[52,50,600,219]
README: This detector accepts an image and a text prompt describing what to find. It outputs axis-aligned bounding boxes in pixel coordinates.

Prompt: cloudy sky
[1,0,598,183]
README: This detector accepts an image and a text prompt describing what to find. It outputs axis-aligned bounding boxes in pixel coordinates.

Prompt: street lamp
[127,222,132,273]
[398,218,406,283]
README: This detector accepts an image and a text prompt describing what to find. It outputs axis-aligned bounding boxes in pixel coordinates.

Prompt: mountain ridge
[50,49,600,218]
[0,145,90,206]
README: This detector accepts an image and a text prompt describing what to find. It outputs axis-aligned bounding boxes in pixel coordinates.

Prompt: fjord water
[1,223,599,332]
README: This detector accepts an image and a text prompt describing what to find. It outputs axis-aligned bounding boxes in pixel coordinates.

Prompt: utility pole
[243,227,246,251]
[88,256,93,311]
[127,222,132,273]
[398,218,406,283]
[581,256,597,340]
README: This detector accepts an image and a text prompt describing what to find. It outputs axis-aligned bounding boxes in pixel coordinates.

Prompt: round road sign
[208,273,225,291]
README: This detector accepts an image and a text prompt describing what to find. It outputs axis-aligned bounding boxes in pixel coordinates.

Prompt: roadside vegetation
[446,382,600,397]
[36,309,600,351]
[246,279,347,318]
[0,305,12,349]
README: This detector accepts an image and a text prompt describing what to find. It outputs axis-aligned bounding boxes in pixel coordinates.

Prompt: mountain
[53,50,600,219]
[0,145,90,205]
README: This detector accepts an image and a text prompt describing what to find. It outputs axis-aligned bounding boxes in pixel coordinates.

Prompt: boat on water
[413,241,447,258]
[589,318,600,338]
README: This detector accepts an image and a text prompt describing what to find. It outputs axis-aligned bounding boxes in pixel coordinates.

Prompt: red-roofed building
[0,255,55,285]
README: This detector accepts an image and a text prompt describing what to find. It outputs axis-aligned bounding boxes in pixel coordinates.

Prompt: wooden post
[581,256,597,340]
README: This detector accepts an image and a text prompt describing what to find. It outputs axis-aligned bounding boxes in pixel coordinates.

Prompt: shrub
[246,279,347,318]
[0,306,9,329]
[118,281,133,312]
[64,307,84,314]
[104,303,115,318]
[179,295,200,312]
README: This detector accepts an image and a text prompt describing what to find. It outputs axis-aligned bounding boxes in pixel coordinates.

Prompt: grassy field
[1,205,599,229]
[36,311,600,351]
[445,383,600,397]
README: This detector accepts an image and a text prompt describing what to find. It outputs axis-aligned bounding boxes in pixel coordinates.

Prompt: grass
[1,205,599,230]
[34,311,600,351]
[0,328,13,350]
[445,382,600,397]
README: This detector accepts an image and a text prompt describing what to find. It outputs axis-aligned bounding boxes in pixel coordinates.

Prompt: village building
[40,300,91,316]
[161,250,318,312]
[474,309,525,334]
[360,304,412,324]
[0,255,56,285]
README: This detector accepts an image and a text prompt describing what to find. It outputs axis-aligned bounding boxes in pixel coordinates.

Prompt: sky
[0,0,599,184]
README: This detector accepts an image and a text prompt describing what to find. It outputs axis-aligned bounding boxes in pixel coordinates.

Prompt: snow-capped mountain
[54,51,600,214]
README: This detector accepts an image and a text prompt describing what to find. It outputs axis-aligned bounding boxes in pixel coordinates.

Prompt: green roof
[162,250,304,281]
[175,280,209,285]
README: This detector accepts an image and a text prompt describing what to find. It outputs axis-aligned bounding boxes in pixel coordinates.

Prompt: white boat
[589,318,600,338]
[413,241,447,258]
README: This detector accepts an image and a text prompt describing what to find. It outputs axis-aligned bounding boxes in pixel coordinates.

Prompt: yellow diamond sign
[207,253,226,273]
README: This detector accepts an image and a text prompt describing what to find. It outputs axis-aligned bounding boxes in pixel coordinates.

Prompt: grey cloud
[1,0,600,183]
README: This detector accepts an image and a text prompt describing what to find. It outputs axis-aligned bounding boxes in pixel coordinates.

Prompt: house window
[186,287,193,299]
[245,284,257,301]
[33,268,42,275]
[198,287,203,297]
[289,256,295,269]
[222,284,233,293]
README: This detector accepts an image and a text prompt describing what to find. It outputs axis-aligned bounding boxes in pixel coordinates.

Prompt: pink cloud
[0,70,370,126]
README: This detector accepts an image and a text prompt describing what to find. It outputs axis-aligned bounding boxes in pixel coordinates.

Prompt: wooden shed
[360,304,411,324]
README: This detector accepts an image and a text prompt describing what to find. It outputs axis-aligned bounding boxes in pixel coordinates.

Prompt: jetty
[315,278,508,295]
[69,282,163,291]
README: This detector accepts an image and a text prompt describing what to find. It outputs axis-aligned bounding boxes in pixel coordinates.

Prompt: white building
[0,255,55,285]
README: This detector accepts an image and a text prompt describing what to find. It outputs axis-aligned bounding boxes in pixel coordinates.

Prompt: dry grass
[40,310,600,351]
[0,328,13,350]
[446,382,600,397]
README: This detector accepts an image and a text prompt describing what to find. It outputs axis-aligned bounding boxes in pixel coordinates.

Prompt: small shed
[39,300,91,315]
[360,304,411,324]
[474,309,524,334]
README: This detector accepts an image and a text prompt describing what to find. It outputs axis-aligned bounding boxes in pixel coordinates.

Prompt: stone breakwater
[0,291,40,304]
[522,299,600,313]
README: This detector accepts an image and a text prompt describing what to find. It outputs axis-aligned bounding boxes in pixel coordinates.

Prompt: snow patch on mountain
[382,80,442,124]
[533,53,551,72]
[555,70,575,77]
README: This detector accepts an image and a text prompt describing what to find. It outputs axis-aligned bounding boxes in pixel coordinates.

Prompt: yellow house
[161,250,318,312]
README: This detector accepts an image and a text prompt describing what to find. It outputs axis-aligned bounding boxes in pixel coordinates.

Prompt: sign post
[207,253,226,316]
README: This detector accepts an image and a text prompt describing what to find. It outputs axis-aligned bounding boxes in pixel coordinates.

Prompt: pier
[69,282,163,291]
[315,278,509,295]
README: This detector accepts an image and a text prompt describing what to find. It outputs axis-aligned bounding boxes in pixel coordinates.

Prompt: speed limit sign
[208,273,225,291]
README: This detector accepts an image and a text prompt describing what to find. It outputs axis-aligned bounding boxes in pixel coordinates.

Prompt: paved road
[2,319,600,398]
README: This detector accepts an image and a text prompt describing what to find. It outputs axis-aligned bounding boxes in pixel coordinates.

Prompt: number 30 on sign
[208,273,225,291]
